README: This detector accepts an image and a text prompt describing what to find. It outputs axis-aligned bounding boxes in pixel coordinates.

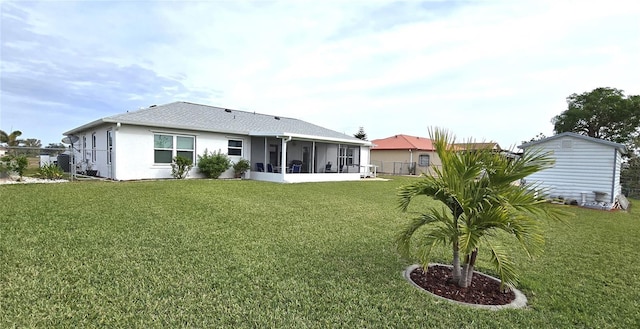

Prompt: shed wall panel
[523,135,621,203]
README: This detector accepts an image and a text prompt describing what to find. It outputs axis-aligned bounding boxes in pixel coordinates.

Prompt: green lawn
[1,177,639,328]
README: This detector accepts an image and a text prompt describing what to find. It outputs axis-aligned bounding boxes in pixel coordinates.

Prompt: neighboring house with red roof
[370,134,441,175]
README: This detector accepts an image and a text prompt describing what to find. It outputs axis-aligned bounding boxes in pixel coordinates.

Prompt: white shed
[519,132,627,206]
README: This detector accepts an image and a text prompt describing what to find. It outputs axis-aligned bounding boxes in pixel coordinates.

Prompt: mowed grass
[1,177,639,328]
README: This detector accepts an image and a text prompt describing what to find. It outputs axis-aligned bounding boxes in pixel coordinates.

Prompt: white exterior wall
[524,135,622,203]
[75,124,116,179]
[70,124,370,182]
[613,148,623,198]
[74,124,250,180]
[359,146,371,176]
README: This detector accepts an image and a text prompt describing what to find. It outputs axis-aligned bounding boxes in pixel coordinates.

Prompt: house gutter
[610,148,617,203]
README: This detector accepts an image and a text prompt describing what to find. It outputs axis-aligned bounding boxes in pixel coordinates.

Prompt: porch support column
[311,141,316,173]
[264,137,268,165]
[281,137,289,174]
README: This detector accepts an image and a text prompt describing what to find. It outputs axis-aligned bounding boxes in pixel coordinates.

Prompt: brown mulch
[409,265,515,305]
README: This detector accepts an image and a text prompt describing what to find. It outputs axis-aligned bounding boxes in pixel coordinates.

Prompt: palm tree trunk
[459,254,470,287]
[452,240,461,282]
[464,249,478,287]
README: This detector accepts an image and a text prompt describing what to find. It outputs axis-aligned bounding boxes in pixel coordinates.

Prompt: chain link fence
[1,146,76,179]
[621,164,640,199]
[370,161,414,175]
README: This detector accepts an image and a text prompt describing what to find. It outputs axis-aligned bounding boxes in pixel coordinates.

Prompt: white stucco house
[518,132,627,207]
[62,102,373,183]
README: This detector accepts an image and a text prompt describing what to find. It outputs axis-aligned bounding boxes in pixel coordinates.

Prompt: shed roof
[518,132,627,154]
[454,142,502,151]
[371,134,435,151]
[64,102,369,145]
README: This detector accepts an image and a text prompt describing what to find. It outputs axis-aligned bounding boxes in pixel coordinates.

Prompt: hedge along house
[518,132,627,208]
[62,102,372,183]
[370,134,441,175]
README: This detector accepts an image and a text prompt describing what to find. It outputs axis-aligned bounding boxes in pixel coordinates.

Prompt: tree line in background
[527,87,640,197]
[0,129,66,156]
[552,87,640,154]
[3,87,639,195]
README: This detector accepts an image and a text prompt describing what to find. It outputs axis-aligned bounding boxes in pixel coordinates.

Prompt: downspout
[409,149,413,175]
[114,122,120,180]
[610,148,618,203]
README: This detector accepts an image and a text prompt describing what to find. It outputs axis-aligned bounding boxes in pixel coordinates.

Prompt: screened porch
[248,135,370,183]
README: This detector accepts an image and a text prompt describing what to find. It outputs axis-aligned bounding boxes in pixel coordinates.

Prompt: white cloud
[1,0,639,146]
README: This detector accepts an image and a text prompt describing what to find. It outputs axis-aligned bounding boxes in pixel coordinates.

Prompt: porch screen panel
[154,134,173,163]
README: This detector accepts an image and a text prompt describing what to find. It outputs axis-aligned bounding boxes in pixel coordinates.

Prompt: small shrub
[197,149,232,179]
[38,163,64,180]
[1,154,29,179]
[0,162,10,178]
[171,155,193,179]
[233,159,251,178]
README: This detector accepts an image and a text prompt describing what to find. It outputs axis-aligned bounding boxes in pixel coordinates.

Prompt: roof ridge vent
[274,116,280,120]
[224,109,232,113]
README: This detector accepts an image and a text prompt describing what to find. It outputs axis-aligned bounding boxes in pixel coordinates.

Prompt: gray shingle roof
[66,102,367,144]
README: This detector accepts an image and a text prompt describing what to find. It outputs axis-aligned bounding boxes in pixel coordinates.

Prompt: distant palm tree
[397,128,565,290]
[22,138,42,156]
[22,138,41,147]
[0,130,23,146]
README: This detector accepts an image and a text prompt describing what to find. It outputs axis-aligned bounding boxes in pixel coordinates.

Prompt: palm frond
[395,127,569,289]
[395,211,449,259]
[416,234,446,269]
[485,240,519,290]
[397,178,440,212]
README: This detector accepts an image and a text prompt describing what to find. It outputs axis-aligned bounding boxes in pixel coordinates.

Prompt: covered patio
[248,133,373,183]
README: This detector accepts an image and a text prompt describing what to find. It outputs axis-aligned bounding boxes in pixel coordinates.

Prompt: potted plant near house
[232,159,251,178]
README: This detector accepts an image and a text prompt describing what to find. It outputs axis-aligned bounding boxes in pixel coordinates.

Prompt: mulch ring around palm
[408,264,517,306]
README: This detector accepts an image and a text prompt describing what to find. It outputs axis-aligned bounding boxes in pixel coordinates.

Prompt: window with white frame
[154,134,194,164]
[107,130,113,164]
[228,139,243,156]
[82,136,87,162]
[176,136,194,160]
[91,133,97,162]
[418,154,430,167]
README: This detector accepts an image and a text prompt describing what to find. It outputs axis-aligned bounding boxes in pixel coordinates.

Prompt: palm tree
[22,138,42,156]
[397,128,564,290]
[0,130,23,146]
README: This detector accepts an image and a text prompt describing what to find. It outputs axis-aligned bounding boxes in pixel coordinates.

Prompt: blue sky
[1,0,639,147]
